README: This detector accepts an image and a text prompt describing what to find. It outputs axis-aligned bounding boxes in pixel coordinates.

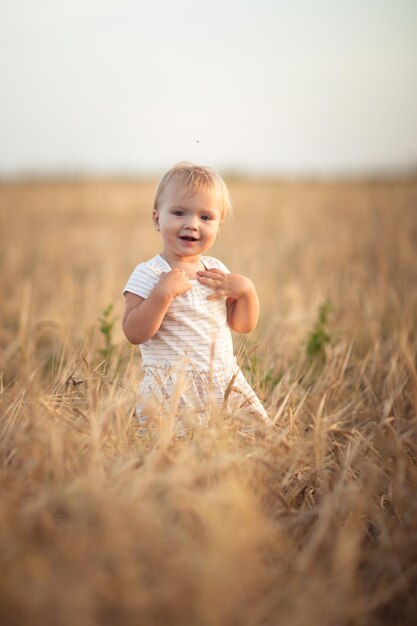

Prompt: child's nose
[185,215,199,229]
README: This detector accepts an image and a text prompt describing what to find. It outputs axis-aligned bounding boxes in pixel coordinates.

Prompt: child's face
[153,183,223,262]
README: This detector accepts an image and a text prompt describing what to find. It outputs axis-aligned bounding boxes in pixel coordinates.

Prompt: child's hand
[197,269,254,301]
[157,269,192,299]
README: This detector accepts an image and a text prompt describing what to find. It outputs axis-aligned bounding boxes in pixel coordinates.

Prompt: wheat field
[0,177,416,626]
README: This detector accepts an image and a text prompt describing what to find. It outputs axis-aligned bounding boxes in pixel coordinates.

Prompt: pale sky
[1,0,416,176]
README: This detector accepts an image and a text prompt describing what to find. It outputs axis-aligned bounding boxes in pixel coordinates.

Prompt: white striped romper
[123,254,269,427]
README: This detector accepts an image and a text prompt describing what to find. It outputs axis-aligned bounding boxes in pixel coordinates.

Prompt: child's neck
[160,252,205,279]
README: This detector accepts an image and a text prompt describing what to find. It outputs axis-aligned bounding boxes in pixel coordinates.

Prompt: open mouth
[180,236,199,242]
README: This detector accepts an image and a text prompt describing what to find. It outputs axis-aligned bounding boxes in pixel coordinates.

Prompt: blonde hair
[153,162,233,219]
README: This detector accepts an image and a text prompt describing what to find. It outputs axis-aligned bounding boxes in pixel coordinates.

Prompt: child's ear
[153,210,160,231]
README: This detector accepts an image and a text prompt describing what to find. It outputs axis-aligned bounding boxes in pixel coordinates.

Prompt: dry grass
[0,177,417,626]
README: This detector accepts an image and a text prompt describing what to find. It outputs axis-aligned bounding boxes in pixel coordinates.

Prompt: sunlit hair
[153,162,233,220]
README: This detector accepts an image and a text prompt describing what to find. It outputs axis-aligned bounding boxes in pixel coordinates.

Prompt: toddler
[122,162,269,429]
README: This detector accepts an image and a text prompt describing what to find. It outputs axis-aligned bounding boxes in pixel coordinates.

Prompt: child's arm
[123,269,191,344]
[197,269,260,334]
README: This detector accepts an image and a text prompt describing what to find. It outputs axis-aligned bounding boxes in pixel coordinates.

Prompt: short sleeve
[123,263,161,299]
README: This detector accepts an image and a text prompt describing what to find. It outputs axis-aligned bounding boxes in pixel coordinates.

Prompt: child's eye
[201,215,213,221]
[172,210,184,216]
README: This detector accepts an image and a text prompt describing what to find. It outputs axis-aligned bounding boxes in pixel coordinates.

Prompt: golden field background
[0,177,417,625]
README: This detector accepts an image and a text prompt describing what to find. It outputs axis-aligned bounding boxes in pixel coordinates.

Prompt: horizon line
[1,163,417,184]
